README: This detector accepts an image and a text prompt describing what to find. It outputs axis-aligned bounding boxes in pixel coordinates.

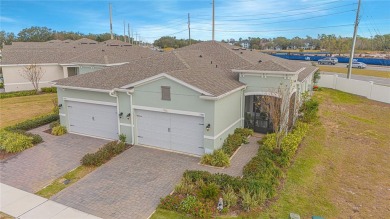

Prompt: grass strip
[35,166,96,198]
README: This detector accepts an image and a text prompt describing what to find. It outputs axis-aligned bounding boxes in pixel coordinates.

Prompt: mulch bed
[0,150,17,160]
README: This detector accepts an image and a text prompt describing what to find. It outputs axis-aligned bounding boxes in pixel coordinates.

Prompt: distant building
[240,40,250,49]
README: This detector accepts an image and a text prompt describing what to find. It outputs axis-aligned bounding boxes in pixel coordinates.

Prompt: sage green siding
[131,78,215,152]
[213,89,244,149]
[239,74,294,94]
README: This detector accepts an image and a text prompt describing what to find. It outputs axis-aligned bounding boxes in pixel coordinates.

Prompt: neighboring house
[0,38,155,92]
[240,40,250,49]
[53,41,317,156]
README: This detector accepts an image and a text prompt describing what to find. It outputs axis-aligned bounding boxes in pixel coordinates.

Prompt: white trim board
[59,113,66,117]
[244,91,281,98]
[120,123,133,127]
[121,73,213,96]
[64,97,117,106]
[204,118,243,140]
[200,85,246,100]
[133,105,205,117]
[54,85,111,93]
[68,131,116,141]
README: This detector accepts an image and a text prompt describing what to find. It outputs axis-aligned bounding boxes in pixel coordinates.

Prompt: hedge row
[81,141,127,166]
[159,98,319,217]
[5,114,59,132]
[201,128,253,167]
[0,87,57,99]
[0,114,59,153]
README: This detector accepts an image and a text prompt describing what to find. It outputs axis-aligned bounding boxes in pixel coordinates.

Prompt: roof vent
[216,65,218,68]
[211,61,213,64]
[73,46,76,48]
[199,55,202,58]
[258,60,262,63]
[102,49,105,52]
[240,51,243,54]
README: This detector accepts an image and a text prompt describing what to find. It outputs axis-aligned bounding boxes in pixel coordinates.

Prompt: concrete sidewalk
[0,183,100,219]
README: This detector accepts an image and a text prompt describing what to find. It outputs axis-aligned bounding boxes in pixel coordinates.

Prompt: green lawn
[36,166,96,198]
[0,93,57,128]
[152,89,390,218]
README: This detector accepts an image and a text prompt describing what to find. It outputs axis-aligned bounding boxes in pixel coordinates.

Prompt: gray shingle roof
[1,40,155,65]
[54,41,317,96]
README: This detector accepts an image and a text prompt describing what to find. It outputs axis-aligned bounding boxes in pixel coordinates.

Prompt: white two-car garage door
[67,101,118,139]
[136,110,204,156]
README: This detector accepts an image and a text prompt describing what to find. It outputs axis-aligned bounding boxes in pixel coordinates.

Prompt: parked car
[347,62,367,69]
[318,57,338,65]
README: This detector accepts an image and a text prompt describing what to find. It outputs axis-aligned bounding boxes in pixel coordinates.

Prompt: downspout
[109,90,120,140]
[112,88,135,145]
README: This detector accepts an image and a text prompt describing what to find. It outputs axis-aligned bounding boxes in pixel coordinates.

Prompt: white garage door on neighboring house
[136,110,205,156]
[67,101,118,140]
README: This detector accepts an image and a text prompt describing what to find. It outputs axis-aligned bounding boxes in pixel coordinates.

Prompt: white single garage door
[67,101,118,140]
[136,110,204,156]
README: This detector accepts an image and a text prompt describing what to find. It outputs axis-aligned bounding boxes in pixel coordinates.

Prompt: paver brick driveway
[0,125,108,193]
[53,146,202,219]
[52,136,260,219]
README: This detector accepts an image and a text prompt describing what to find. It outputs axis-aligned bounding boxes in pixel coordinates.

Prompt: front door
[253,104,271,133]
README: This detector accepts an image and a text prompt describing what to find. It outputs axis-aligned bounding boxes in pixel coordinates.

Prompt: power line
[192,24,355,33]
[194,9,356,26]
[193,0,347,18]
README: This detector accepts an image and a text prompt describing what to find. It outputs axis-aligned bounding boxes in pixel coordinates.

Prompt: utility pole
[131,29,134,45]
[135,33,138,46]
[123,20,126,42]
[212,0,215,41]
[109,3,113,40]
[188,13,191,45]
[128,23,131,44]
[347,0,361,79]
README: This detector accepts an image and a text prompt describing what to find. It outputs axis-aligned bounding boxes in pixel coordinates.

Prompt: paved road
[294,60,390,72]
[0,125,108,193]
[321,72,390,86]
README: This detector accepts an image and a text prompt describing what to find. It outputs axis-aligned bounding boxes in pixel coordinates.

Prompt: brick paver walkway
[52,135,262,219]
[0,125,108,193]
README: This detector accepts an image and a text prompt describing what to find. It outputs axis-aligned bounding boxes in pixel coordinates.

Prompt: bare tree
[21,64,44,93]
[258,83,292,149]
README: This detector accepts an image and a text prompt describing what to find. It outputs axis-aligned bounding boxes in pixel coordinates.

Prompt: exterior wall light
[126,113,131,120]
[119,112,123,118]
[206,124,211,131]
[58,104,62,108]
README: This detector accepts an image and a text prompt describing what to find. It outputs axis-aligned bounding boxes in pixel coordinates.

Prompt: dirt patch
[0,150,17,160]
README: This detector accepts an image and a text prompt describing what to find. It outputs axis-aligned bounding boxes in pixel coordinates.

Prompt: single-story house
[0,39,155,92]
[53,41,318,156]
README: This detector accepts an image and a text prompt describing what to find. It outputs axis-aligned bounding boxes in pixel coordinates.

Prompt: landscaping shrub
[201,149,230,167]
[119,133,126,143]
[0,90,37,99]
[0,83,4,89]
[201,128,253,167]
[178,195,198,213]
[222,185,238,208]
[0,114,59,154]
[41,87,57,93]
[198,182,220,200]
[300,98,319,123]
[81,141,127,166]
[159,194,182,211]
[49,120,60,129]
[0,130,33,153]
[5,114,59,132]
[51,125,67,136]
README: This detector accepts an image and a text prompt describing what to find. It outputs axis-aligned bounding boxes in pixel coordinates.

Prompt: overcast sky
[1,0,389,42]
